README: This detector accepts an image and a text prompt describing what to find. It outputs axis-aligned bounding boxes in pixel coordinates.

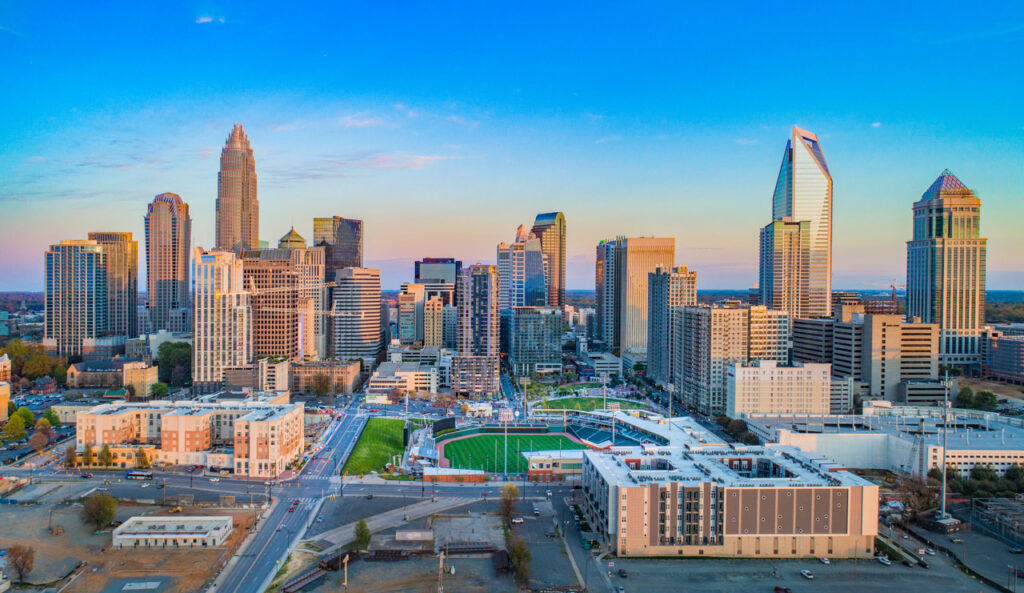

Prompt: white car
[511,517,525,525]
[140,483,150,488]
[209,477,220,482]
[925,548,935,556]
[819,557,830,565]
[800,569,814,580]
[877,556,892,566]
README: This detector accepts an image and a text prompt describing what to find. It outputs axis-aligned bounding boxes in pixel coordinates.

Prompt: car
[140,483,150,488]
[917,559,929,569]
[902,559,915,567]
[265,481,274,486]
[617,568,627,578]
[317,517,324,522]
[774,587,793,593]
[925,548,935,556]
[365,494,374,500]
[209,477,220,482]
[615,587,625,593]
[511,517,524,525]
[951,537,964,544]
[1011,547,1024,554]
[877,556,892,566]
[533,507,541,516]
[800,569,814,580]
[80,472,93,478]
[156,484,165,489]
[546,490,553,497]
[819,557,830,565]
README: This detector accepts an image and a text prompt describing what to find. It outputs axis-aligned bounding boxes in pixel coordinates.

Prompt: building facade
[424,295,443,347]
[510,306,564,376]
[314,216,363,280]
[331,268,382,364]
[192,248,252,393]
[647,266,697,385]
[44,240,107,358]
[531,212,566,308]
[145,193,192,332]
[594,239,618,349]
[453,264,500,395]
[617,237,674,357]
[907,170,987,367]
[759,219,810,320]
[87,232,138,339]
[726,360,831,417]
[215,124,258,251]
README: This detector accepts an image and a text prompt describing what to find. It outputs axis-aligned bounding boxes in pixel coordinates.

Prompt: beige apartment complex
[192,248,252,393]
[75,394,303,477]
[726,361,831,417]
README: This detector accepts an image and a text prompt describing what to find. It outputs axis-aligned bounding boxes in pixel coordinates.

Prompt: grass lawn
[343,418,406,475]
[540,397,648,412]
[443,434,585,474]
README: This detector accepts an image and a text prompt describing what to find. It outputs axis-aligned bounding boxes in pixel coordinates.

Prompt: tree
[975,391,998,411]
[971,464,999,482]
[28,431,48,452]
[1,414,26,442]
[508,536,532,585]
[7,544,34,583]
[955,387,975,409]
[125,384,136,400]
[434,392,458,414]
[725,419,748,437]
[157,341,192,386]
[82,444,94,466]
[81,494,117,530]
[13,406,34,427]
[897,475,938,515]
[500,484,520,524]
[65,445,77,468]
[135,448,151,469]
[98,444,113,467]
[310,373,332,397]
[21,354,56,380]
[354,518,371,552]
[41,407,61,427]
[52,363,67,386]
[6,400,15,417]
[387,388,404,405]
[151,382,169,399]
[715,415,730,428]
[739,432,759,445]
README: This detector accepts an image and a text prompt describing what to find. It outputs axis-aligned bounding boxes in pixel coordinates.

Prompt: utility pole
[343,553,349,590]
[941,369,949,519]
[438,551,445,593]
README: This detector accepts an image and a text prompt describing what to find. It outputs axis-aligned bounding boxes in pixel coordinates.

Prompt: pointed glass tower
[216,123,258,251]
[770,126,832,317]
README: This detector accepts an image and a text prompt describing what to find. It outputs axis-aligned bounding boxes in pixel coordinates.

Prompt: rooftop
[114,515,232,537]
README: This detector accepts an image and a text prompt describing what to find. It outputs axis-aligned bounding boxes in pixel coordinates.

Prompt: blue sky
[1,1,1022,291]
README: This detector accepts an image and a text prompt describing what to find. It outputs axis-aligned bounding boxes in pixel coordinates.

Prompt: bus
[125,470,154,480]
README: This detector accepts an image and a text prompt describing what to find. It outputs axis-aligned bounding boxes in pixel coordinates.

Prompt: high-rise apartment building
[617,237,674,356]
[511,306,564,377]
[215,124,258,251]
[675,302,790,416]
[647,266,697,386]
[771,126,832,317]
[594,239,618,349]
[531,212,566,308]
[331,268,382,364]
[726,360,832,417]
[314,217,363,281]
[759,219,810,320]
[907,171,987,367]
[144,193,191,332]
[192,249,252,393]
[442,304,458,349]
[423,296,443,347]
[497,225,548,311]
[453,264,500,395]
[44,240,107,358]
[397,284,426,345]
[87,232,138,339]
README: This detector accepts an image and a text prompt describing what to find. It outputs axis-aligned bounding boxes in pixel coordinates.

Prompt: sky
[1,2,1022,292]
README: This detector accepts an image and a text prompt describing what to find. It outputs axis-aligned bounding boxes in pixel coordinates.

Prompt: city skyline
[2,3,1022,292]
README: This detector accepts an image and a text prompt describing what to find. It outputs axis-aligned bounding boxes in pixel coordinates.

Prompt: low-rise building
[67,359,159,398]
[524,450,584,482]
[586,352,623,378]
[112,516,233,549]
[289,360,361,395]
[368,362,438,396]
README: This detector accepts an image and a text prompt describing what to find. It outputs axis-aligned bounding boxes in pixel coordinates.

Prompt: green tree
[41,407,61,427]
[974,391,998,411]
[1006,464,1024,482]
[65,445,78,468]
[98,444,113,467]
[13,406,34,427]
[157,342,192,386]
[954,387,975,409]
[151,382,169,399]
[82,444,94,466]
[310,373,332,397]
[52,363,68,385]
[0,339,32,375]
[81,494,117,530]
[354,518,371,552]
[725,419,748,436]
[21,353,56,379]
[6,400,14,417]
[135,448,151,469]
[508,536,532,585]
[1,414,26,442]
[971,464,999,482]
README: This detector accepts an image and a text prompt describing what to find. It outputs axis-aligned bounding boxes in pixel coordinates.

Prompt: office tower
[771,126,832,317]
[617,237,674,356]
[241,230,323,361]
[314,216,363,282]
[510,306,564,377]
[497,225,548,311]
[44,240,107,358]
[675,302,790,416]
[192,248,251,393]
[397,284,426,345]
[452,264,500,395]
[331,268,382,364]
[647,266,697,386]
[281,233,328,359]
[792,317,835,365]
[442,304,458,349]
[594,239,618,348]
[907,170,987,367]
[87,232,138,340]
[415,257,462,285]
[215,124,258,251]
[144,193,191,332]
[424,296,443,347]
[531,212,566,308]
[759,218,810,320]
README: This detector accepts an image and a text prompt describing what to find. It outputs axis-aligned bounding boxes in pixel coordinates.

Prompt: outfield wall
[434,424,570,444]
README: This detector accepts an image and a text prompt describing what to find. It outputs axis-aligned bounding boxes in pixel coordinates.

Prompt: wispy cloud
[273,123,298,132]
[594,135,621,144]
[262,151,458,185]
[340,114,383,128]
[366,154,456,170]
[394,103,417,118]
[735,138,757,145]
[0,24,25,36]
[195,16,225,24]
[582,112,604,121]
[445,115,478,128]
[871,122,882,128]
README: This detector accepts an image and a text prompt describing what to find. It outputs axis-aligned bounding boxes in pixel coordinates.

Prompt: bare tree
[7,544,35,583]
[433,392,458,414]
[500,483,519,524]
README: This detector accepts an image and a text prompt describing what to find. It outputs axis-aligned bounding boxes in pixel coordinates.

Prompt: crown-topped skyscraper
[216,123,258,251]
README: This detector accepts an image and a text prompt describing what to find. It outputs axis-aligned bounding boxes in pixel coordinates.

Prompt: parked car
[877,556,892,566]
[80,472,93,478]
[917,559,930,569]
[819,557,830,565]
[951,537,964,544]
[511,517,524,525]
[774,587,793,593]
[800,570,814,579]
[618,568,628,578]
[925,548,935,556]
[1011,547,1023,554]
[209,477,220,482]
[902,559,915,567]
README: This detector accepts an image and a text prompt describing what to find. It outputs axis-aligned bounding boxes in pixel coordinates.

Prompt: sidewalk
[309,496,477,553]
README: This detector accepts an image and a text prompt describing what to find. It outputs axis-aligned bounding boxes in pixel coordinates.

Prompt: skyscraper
[759,218,810,320]
[907,170,987,366]
[314,217,363,281]
[87,232,138,339]
[216,124,258,251]
[531,212,566,308]
[44,240,107,358]
[192,248,252,393]
[453,264,500,395]
[771,126,832,317]
[594,239,618,348]
[331,268,382,364]
[144,193,191,332]
[617,237,674,356]
[497,225,547,311]
[423,296,443,348]
[510,306,564,376]
[414,257,462,285]
[647,266,697,386]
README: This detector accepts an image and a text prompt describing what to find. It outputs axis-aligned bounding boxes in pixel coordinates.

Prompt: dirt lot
[961,377,1024,400]
[0,502,253,592]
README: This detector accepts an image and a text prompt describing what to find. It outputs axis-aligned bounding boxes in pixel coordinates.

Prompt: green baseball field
[441,434,586,474]
[539,397,648,411]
